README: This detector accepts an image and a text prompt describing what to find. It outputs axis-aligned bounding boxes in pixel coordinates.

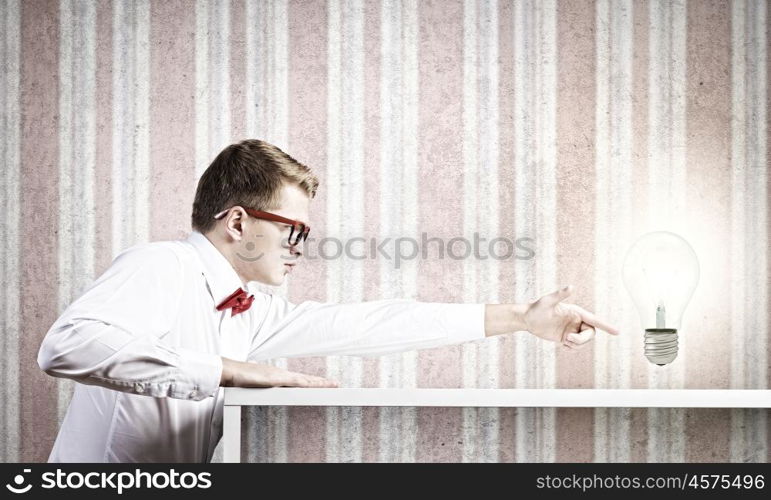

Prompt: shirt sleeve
[247,294,486,362]
[37,244,222,401]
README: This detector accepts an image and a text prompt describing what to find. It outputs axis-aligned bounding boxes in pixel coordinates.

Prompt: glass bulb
[622,231,700,366]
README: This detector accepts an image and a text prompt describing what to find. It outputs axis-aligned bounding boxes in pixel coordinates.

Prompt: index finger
[573,305,620,335]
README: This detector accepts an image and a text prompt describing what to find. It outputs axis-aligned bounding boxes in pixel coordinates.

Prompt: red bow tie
[216,288,255,317]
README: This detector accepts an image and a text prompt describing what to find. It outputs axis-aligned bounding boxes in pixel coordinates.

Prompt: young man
[38,139,619,462]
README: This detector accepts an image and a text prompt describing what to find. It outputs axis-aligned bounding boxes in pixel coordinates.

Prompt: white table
[222,388,771,463]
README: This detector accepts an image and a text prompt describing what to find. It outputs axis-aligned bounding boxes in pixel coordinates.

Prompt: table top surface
[223,388,771,408]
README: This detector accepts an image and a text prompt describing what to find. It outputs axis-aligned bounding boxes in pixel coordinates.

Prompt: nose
[289,242,303,258]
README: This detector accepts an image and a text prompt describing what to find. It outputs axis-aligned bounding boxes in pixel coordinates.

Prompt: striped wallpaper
[0,0,768,463]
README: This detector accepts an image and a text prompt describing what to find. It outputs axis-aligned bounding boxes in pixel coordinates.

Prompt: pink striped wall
[768,0,771,465]
[285,0,328,463]
[496,0,517,462]
[555,0,596,463]
[416,0,465,462]
[360,0,382,464]
[149,0,196,243]
[19,0,60,463]
[629,0,650,463]
[1,0,768,463]
[94,0,113,276]
[683,0,732,462]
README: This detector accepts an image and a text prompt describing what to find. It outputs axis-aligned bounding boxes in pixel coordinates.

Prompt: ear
[223,207,247,242]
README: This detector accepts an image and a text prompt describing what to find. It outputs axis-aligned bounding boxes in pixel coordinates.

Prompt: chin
[264,274,286,287]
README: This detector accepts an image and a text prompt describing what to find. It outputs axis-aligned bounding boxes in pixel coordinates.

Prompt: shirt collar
[187,230,249,306]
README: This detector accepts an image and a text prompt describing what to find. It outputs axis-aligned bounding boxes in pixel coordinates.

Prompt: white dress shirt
[38,231,486,462]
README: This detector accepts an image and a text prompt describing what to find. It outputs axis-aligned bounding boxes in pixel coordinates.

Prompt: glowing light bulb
[622,231,700,366]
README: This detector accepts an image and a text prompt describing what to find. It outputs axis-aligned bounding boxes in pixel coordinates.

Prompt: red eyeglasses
[213,207,310,245]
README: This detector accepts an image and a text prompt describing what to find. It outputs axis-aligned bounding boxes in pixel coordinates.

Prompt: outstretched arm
[225,285,619,390]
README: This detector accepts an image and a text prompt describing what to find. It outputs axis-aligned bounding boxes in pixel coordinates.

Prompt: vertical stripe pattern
[593,0,634,463]
[1,0,21,463]
[513,0,558,462]
[325,0,365,463]
[378,0,419,463]
[730,0,768,463]
[20,0,60,462]
[554,0,597,462]
[112,0,150,253]
[684,0,732,462]
[243,0,292,463]
[58,0,97,423]
[3,0,769,463]
[461,0,501,463]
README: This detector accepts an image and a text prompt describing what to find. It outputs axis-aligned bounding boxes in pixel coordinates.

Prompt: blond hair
[191,139,319,233]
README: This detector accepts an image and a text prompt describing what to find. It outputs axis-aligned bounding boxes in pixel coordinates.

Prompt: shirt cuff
[432,302,487,344]
[171,348,222,401]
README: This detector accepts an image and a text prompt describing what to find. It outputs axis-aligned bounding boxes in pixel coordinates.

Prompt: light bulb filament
[656,304,666,328]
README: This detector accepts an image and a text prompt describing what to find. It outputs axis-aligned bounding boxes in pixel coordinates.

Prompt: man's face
[236,183,310,286]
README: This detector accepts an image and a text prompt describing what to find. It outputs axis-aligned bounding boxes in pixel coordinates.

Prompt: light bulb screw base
[644,328,678,366]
